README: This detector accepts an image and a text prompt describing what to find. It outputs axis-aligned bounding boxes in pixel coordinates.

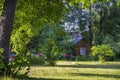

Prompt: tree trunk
[0,0,17,65]
[88,1,93,45]
[88,23,93,45]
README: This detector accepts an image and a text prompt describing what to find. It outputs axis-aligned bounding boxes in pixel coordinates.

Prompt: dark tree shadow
[13,75,73,80]
[55,63,120,69]
[70,72,120,79]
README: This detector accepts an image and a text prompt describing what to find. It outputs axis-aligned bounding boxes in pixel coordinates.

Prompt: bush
[40,38,60,66]
[29,56,45,65]
[91,44,115,62]
[64,53,72,60]
[102,36,120,60]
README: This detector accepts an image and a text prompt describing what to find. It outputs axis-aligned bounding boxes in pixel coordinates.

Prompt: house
[73,34,91,56]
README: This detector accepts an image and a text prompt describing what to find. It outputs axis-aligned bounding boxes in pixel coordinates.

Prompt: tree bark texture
[88,2,93,45]
[0,0,17,64]
[88,23,93,45]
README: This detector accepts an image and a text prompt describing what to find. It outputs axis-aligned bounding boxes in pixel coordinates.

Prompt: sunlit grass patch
[1,61,120,80]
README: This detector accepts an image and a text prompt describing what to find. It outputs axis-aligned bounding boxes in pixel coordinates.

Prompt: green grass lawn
[1,61,120,80]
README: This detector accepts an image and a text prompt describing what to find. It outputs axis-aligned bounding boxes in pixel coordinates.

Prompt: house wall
[75,39,91,56]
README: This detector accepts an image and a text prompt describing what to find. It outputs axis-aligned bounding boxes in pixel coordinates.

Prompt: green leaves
[11,0,68,54]
[11,24,33,55]
[69,0,90,8]
[117,0,120,6]
[91,44,115,61]
[69,0,110,9]
[0,48,3,54]
[0,0,3,14]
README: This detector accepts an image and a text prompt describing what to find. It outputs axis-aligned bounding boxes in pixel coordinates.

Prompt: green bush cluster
[91,44,115,62]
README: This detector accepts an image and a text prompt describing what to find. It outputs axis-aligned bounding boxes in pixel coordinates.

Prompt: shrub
[91,44,115,62]
[64,53,72,60]
[29,56,45,65]
[40,38,60,66]
[102,36,120,60]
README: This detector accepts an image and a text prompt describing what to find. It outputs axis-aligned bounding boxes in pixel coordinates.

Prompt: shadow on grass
[13,75,72,80]
[55,63,120,69]
[70,72,120,79]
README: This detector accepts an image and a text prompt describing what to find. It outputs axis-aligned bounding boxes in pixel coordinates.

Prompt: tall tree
[0,0,17,65]
[0,0,68,63]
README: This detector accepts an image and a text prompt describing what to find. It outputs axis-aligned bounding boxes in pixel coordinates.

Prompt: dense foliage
[29,25,66,66]
[91,44,115,62]
[0,0,69,75]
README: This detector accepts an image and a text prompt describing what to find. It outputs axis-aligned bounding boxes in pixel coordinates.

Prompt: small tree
[91,44,115,62]
[36,25,66,66]
[41,38,60,66]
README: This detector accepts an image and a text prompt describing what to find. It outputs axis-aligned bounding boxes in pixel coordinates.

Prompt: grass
[0,61,120,80]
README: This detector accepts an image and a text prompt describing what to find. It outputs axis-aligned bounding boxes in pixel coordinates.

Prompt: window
[80,47,86,55]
